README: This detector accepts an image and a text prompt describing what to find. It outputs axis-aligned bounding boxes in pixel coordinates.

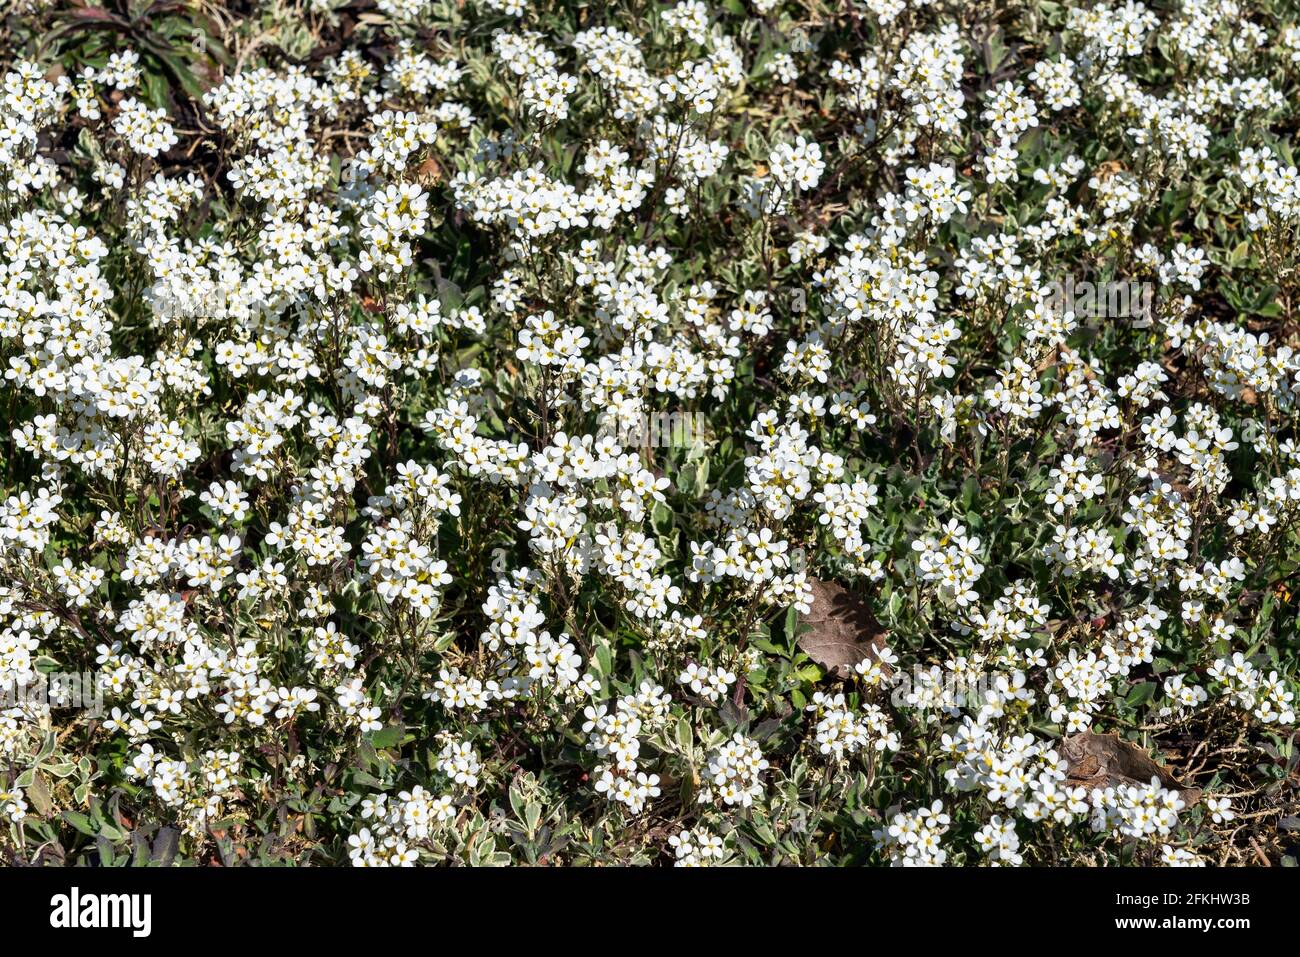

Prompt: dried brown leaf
[1060,732,1201,806]
[797,579,892,678]
[416,156,443,186]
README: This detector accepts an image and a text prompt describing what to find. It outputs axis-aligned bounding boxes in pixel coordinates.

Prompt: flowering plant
[0,0,1297,867]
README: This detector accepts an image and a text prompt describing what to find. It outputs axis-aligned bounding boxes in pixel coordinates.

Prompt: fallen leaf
[416,156,443,186]
[797,579,892,678]
[1060,732,1201,806]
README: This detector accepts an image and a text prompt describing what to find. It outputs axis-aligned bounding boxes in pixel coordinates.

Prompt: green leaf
[64,810,98,836]
[369,725,403,750]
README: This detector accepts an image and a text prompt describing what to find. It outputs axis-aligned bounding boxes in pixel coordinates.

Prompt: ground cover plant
[0,0,1299,868]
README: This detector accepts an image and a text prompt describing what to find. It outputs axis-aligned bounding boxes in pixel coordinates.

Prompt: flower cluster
[0,0,1295,869]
